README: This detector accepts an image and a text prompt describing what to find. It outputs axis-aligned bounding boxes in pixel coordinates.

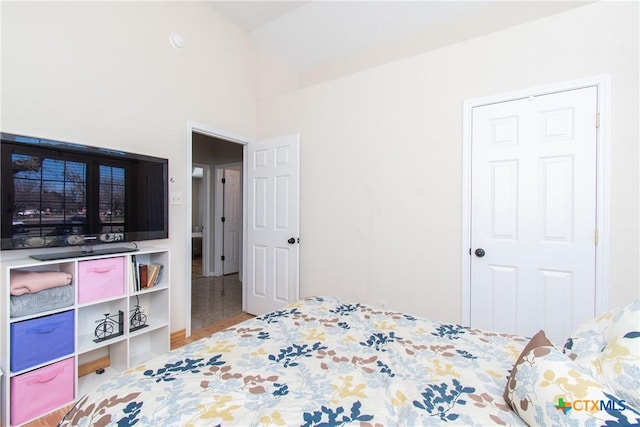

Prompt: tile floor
[191,272,244,330]
[191,256,244,331]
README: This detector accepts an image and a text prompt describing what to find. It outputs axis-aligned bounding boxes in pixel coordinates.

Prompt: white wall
[257,1,640,323]
[1,2,258,332]
[2,1,638,333]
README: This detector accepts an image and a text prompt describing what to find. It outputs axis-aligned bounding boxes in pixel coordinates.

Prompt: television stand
[30,246,138,261]
[2,247,170,426]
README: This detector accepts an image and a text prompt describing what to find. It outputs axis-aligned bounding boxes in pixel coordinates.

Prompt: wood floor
[23,312,254,427]
[171,312,254,348]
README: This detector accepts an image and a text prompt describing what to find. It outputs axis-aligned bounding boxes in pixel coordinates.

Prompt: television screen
[1,133,168,252]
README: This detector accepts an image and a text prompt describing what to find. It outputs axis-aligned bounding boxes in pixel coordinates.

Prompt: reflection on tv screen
[1,133,168,250]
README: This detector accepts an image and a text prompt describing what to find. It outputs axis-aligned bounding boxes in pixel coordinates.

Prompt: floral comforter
[60,297,529,426]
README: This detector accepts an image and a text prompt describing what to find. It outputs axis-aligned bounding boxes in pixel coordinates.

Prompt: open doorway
[186,123,301,335]
[190,131,244,332]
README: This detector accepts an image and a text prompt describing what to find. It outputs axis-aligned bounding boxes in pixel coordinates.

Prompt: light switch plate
[170,191,183,205]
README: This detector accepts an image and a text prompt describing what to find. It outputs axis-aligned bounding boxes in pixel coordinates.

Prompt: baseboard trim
[171,329,186,348]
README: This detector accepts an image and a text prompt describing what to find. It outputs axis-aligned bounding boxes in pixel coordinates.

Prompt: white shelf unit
[0,248,170,427]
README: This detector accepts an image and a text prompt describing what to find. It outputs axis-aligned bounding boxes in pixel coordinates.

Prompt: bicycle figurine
[130,303,148,331]
[95,313,114,339]
[93,311,124,343]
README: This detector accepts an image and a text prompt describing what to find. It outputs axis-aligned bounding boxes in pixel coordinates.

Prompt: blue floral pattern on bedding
[60,297,529,426]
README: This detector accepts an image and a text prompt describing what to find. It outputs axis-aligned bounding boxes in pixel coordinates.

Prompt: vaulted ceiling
[207,1,591,71]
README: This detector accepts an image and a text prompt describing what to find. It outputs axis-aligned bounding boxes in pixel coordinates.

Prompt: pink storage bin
[78,257,125,303]
[10,358,74,425]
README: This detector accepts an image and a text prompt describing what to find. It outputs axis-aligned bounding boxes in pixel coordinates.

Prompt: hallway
[191,257,243,330]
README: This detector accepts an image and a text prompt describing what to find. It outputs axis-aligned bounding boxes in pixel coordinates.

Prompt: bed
[59,296,640,426]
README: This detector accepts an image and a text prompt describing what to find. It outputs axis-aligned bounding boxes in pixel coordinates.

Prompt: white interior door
[470,86,598,343]
[245,135,300,315]
[223,167,241,275]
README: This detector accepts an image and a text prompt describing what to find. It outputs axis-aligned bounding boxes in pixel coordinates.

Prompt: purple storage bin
[10,310,74,372]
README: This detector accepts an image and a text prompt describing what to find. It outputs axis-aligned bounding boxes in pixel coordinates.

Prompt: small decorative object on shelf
[93,311,124,343]
[129,297,148,332]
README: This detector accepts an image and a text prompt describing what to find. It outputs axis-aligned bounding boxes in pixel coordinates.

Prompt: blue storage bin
[10,310,74,372]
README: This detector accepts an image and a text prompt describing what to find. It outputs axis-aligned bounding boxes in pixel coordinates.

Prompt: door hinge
[221,217,225,222]
[221,255,225,261]
[222,178,226,184]
[595,112,600,128]
[594,229,599,245]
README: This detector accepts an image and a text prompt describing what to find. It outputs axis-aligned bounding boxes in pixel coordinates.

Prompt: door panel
[275,247,290,302]
[490,160,518,239]
[253,178,268,229]
[275,176,291,229]
[245,135,300,315]
[253,245,267,297]
[540,156,573,241]
[470,87,597,343]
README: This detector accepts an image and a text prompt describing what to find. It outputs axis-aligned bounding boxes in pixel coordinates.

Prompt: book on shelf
[147,264,163,288]
[139,264,148,289]
[131,260,163,291]
[131,255,139,292]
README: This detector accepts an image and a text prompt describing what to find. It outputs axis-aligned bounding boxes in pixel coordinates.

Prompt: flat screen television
[1,132,168,258]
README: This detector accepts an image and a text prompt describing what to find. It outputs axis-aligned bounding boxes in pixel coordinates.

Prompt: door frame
[186,121,253,337]
[213,162,242,277]
[461,74,611,326]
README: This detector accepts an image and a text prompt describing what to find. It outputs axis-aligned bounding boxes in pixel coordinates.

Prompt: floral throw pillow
[504,330,552,405]
[563,299,640,410]
[505,330,640,426]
